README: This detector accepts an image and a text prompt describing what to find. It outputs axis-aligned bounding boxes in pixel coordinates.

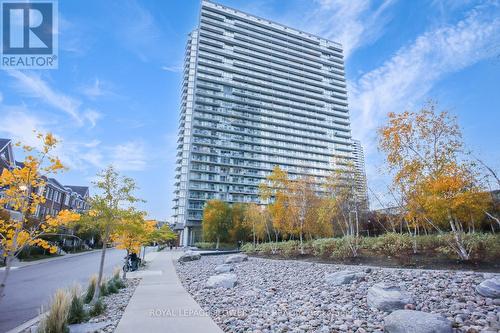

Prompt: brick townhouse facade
[1,138,90,220]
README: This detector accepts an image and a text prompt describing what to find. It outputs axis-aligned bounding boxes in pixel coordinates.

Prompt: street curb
[2,249,103,270]
[5,313,43,333]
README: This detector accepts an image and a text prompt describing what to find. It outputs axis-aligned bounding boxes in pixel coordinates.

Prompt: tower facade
[352,139,369,210]
[173,0,354,244]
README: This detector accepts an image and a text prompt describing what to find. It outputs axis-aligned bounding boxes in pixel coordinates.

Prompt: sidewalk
[115,251,223,333]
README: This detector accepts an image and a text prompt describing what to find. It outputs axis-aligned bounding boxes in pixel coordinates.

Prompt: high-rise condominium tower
[352,139,369,210]
[173,0,354,245]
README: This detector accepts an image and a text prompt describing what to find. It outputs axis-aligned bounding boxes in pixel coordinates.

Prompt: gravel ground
[175,255,500,333]
[90,278,140,332]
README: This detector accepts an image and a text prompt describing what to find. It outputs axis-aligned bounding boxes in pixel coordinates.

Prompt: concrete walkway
[115,251,223,333]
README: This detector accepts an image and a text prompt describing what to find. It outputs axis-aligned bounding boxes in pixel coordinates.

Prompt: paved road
[0,248,127,332]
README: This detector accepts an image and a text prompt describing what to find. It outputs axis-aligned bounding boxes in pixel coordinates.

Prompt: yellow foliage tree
[287,176,319,254]
[0,133,80,302]
[259,166,291,244]
[81,166,141,301]
[151,223,178,247]
[244,203,269,247]
[378,101,491,260]
[111,211,155,277]
[202,199,232,249]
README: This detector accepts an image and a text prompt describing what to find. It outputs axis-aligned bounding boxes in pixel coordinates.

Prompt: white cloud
[345,3,500,208]
[350,3,500,152]
[0,107,46,148]
[80,78,116,100]
[83,109,102,128]
[161,65,182,73]
[7,71,104,128]
[109,141,147,171]
[303,0,396,58]
[8,70,83,125]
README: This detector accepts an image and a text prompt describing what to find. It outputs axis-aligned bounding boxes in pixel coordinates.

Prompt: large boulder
[215,264,234,274]
[178,251,201,262]
[476,277,500,298]
[384,310,452,333]
[325,270,365,286]
[224,254,248,264]
[367,283,414,312]
[206,273,237,288]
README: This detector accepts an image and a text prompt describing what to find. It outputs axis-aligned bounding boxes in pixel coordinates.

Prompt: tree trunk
[93,230,109,302]
[299,231,304,255]
[216,237,220,250]
[122,249,129,279]
[0,254,13,304]
[252,221,256,249]
[448,214,469,261]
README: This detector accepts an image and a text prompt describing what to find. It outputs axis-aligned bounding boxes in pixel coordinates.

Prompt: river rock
[178,251,201,262]
[69,321,113,333]
[206,273,237,288]
[325,270,365,286]
[476,277,500,298]
[215,264,234,274]
[367,283,414,312]
[224,254,248,264]
[384,310,452,333]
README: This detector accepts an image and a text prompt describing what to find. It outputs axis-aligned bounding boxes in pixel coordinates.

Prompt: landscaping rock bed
[175,255,500,333]
[21,278,140,333]
[84,278,140,332]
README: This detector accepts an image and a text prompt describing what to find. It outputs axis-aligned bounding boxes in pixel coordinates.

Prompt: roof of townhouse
[65,185,89,197]
[0,139,11,151]
[48,178,69,192]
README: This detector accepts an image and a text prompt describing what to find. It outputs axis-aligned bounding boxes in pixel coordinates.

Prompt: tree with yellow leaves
[320,161,363,257]
[111,210,154,277]
[378,101,491,260]
[287,176,319,254]
[0,133,80,302]
[259,166,291,247]
[81,166,141,301]
[243,203,269,247]
[202,199,232,249]
[151,223,177,247]
[229,203,250,245]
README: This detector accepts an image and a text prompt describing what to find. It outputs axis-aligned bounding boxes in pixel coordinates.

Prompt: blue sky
[1,0,499,219]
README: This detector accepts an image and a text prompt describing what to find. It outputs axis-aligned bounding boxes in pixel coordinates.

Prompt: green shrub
[312,238,340,257]
[255,242,275,254]
[368,232,413,257]
[437,232,500,261]
[107,279,119,294]
[311,237,358,259]
[89,299,106,317]
[114,277,126,289]
[332,237,359,259]
[83,275,97,304]
[414,234,444,252]
[67,292,86,324]
[278,240,300,256]
[99,281,109,297]
[194,242,236,250]
[240,243,256,253]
